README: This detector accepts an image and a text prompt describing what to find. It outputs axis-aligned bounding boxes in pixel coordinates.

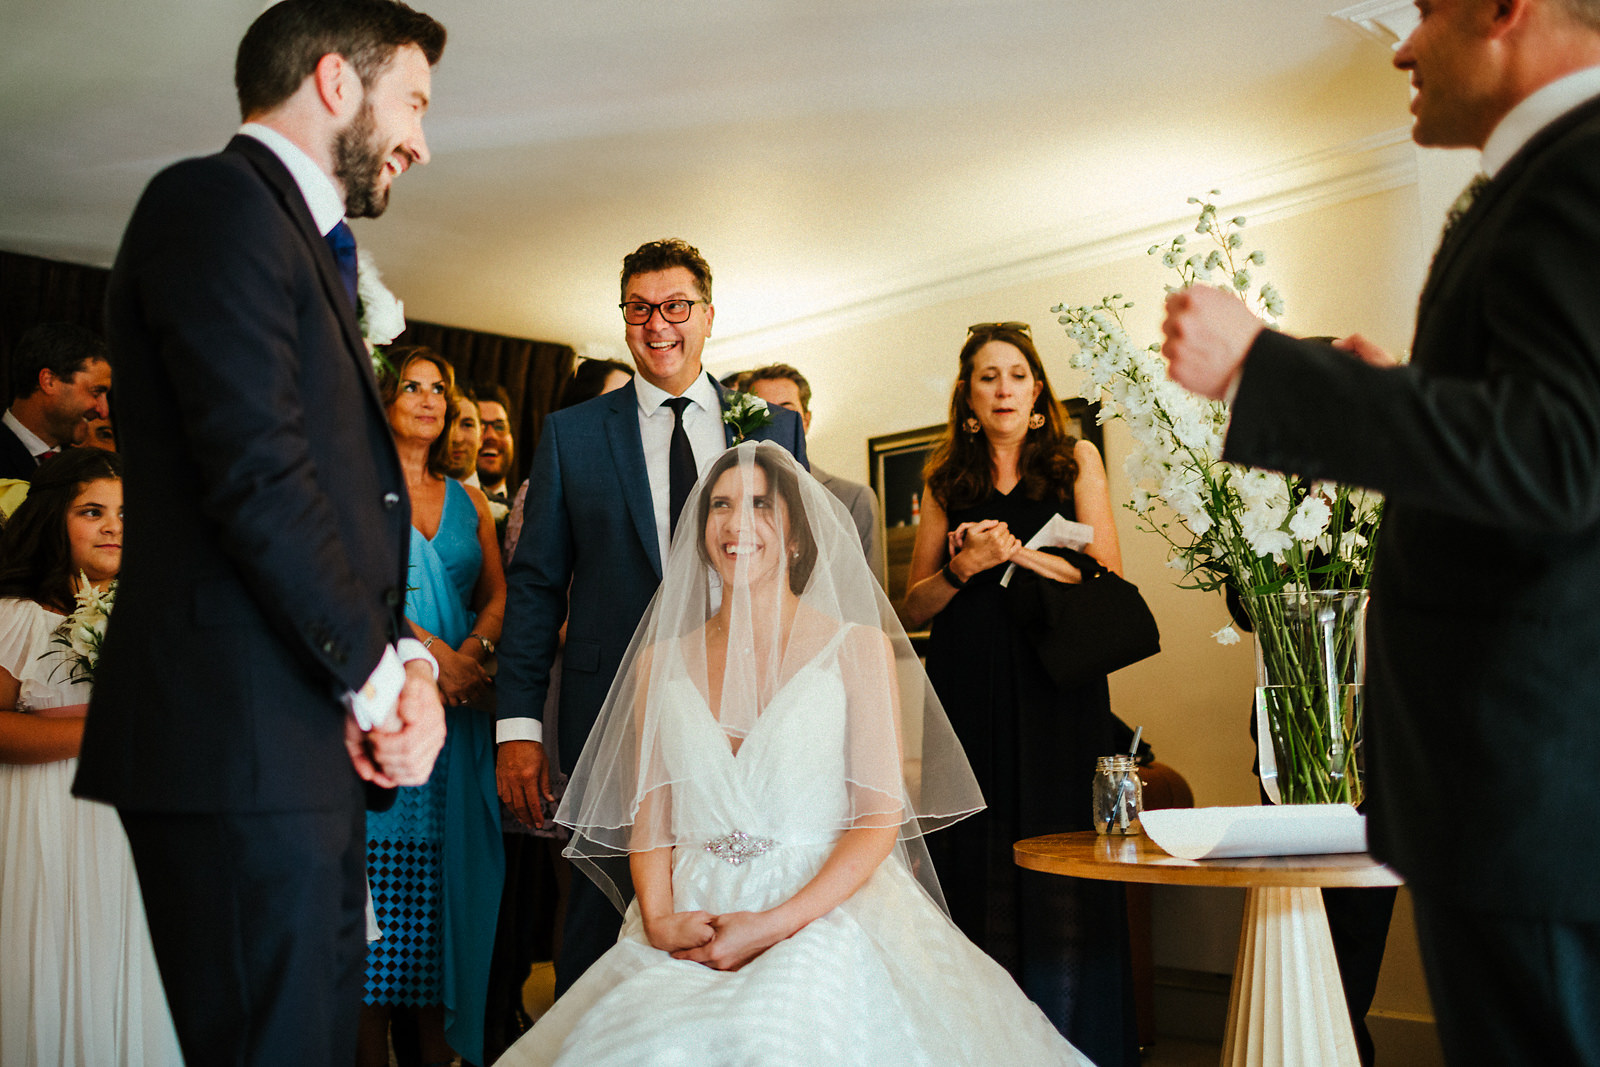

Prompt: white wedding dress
[499,631,1092,1067]
[0,599,182,1066]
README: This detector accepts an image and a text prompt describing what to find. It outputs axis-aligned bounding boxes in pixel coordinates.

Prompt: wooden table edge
[1014,831,1404,889]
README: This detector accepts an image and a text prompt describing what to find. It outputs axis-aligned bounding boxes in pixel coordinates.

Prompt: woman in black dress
[900,322,1137,1066]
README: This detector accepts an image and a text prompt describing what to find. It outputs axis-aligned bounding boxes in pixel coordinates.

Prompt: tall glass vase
[1244,589,1367,806]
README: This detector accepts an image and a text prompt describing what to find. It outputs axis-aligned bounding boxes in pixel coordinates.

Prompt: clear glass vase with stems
[1245,588,1367,806]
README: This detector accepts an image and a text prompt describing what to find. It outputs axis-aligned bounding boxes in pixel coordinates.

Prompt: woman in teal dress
[359,347,506,1067]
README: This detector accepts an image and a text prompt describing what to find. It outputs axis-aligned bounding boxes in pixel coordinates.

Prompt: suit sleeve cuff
[496,717,543,744]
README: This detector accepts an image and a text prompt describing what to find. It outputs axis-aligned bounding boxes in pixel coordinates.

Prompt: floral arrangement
[45,574,115,686]
[1052,194,1383,805]
[721,392,774,444]
[357,249,406,379]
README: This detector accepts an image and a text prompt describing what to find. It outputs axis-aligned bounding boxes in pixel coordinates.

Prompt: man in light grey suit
[746,362,885,585]
[494,239,807,994]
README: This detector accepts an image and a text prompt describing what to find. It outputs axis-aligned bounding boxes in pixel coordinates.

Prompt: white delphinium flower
[1287,495,1332,544]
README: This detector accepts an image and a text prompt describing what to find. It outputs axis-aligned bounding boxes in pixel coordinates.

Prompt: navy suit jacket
[0,422,37,480]
[1225,95,1600,919]
[76,135,411,813]
[496,376,807,774]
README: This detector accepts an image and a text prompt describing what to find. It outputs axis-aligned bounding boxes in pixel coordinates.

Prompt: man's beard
[333,101,390,219]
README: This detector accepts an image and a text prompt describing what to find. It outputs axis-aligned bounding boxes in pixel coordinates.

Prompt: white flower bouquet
[45,574,116,686]
[1053,194,1382,804]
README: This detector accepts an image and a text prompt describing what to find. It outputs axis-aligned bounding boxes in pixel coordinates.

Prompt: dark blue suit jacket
[1225,95,1600,919]
[76,135,411,814]
[496,376,806,774]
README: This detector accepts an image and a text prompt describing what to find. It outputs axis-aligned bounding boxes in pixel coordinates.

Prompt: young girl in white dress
[499,442,1094,1066]
[0,449,182,1066]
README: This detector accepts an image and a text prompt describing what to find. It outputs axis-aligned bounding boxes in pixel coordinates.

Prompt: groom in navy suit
[496,238,807,993]
[75,4,448,1064]
[1163,0,1600,1060]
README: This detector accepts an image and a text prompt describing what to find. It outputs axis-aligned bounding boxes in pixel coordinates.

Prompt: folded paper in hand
[999,514,1094,587]
[1140,804,1367,861]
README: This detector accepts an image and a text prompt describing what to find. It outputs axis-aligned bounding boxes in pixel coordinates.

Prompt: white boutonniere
[43,573,115,685]
[721,392,774,444]
[356,249,406,378]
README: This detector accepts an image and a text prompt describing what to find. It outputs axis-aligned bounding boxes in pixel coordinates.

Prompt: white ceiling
[0,0,1413,362]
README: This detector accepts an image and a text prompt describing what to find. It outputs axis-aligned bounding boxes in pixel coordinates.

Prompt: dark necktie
[324,219,359,310]
[665,396,697,540]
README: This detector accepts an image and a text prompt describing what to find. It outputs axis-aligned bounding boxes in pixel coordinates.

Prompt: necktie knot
[324,220,359,310]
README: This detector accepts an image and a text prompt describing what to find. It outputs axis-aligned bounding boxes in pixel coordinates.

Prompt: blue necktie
[324,220,358,309]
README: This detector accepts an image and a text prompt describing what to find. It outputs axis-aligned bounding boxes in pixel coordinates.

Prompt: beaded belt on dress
[702,830,778,866]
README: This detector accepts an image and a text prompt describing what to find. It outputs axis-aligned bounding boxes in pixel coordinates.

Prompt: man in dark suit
[73,4,448,1065]
[496,238,807,994]
[1161,1,1600,1060]
[0,322,111,478]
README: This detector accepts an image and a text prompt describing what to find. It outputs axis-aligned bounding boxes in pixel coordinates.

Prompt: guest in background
[483,354,633,1061]
[745,361,884,584]
[83,409,117,452]
[473,383,515,520]
[445,387,482,485]
[1,323,112,479]
[0,449,182,1066]
[898,322,1137,1065]
[718,368,751,391]
[361,347,505,1067]
[494,237,806,1001]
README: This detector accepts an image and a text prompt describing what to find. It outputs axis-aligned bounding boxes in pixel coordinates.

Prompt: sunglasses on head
[966,321,1032,337]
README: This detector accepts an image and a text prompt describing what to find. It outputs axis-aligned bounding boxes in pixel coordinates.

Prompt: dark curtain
[0,250,112,407]
[0,250,575,481]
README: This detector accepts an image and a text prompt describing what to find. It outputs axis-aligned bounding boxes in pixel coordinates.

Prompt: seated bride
[499,442,1092,1066]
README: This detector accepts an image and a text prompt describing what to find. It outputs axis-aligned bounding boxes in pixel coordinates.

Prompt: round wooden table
[1015,831,1402,1067]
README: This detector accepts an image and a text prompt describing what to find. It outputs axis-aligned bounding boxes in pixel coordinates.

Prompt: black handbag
[1003,547,1161,688]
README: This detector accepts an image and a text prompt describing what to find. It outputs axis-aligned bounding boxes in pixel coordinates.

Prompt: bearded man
[74,3,449,1064]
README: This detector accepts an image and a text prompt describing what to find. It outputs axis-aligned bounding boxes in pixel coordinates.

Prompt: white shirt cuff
[396,637,440,680]
[346,641,439,731]
[496,717,543,744]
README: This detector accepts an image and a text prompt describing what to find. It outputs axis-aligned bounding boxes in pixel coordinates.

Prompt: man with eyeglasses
[493,238,807,994]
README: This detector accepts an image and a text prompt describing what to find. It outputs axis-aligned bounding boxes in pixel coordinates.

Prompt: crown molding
[1331,1,1419,47]
[709,128,1419,364]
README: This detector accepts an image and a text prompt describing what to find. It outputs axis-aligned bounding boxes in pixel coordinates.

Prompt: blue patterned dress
[365,478,504,1065]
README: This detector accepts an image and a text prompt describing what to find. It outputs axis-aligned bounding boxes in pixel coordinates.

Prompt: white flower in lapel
[356,249,406,377]
[721,392,774,444]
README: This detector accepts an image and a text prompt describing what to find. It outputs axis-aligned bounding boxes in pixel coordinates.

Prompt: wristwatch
[469,633,495,656]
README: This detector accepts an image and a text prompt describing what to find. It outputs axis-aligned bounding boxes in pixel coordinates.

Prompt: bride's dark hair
[694,446,817,595]
[0,449,123,611]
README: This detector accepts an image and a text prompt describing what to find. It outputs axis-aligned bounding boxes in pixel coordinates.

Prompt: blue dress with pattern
[365,478,504,1065]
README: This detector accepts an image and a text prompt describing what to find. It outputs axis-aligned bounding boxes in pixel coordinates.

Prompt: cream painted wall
[711,184,1440,1023]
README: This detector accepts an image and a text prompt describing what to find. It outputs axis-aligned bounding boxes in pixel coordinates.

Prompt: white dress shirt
[1482,64,1600,177]
[3,409,54,461]
[495,371,728,746]
[236,122,436,728]
[634,371,728,567]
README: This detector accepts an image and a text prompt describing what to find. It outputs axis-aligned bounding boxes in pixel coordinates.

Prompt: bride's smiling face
[703,464,791,590]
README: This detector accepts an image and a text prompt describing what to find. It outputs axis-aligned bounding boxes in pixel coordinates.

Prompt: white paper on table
[1140,804,1367,860]
[998,513,1095,587]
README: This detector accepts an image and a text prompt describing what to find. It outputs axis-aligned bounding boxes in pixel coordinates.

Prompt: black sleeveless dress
[924,484,1138,1067]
